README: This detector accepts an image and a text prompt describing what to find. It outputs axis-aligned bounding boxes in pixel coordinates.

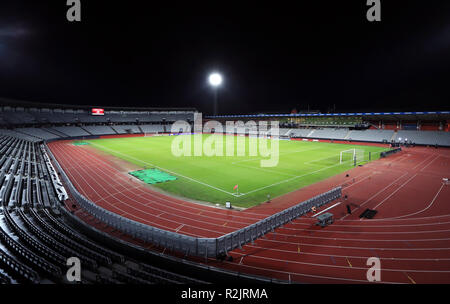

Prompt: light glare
[209,73,222,86]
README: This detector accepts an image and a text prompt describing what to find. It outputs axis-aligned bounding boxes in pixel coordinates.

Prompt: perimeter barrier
[380,147,402,158]
[44,143,341,258]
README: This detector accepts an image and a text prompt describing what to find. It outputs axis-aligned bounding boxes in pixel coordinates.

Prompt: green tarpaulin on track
[128,168,177,184]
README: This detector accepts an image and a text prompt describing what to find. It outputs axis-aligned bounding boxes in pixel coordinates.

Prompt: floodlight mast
[208,73,222,116]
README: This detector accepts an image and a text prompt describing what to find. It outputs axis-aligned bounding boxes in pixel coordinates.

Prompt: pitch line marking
[241,160,354,197]
[56,143,228,236]
[385,183,446,220]
[312,202,342,218]
[175,224,185,232]
[240,147,391,197]
[419,154,440,172]
[340,172,409,220]
[217,257,403,284]
[89,141,237,196]
[303,152,350,165]
[411,153,435,170]
[228,251,450,276]
[234,163,297,177]
[71,142,268,220]
[243,242,450,262]
[372,174,418,210]
[231,146,322,165]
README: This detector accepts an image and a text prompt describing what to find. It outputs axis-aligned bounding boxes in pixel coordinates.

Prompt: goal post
[340,149,365,165]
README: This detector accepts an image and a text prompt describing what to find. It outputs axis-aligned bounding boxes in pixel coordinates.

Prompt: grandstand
[207,111,450,146]
[1,99,450,284]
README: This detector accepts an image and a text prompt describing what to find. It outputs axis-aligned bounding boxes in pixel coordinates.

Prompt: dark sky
[0,0,450,115]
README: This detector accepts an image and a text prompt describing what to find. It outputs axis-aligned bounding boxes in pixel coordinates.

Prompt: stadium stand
[250,125,450,146]
[395,130,450,146]
[111,124,142,134]
[1,99,450,284]
[308,128,350,140]
[15,128,61,140]
[287,128,312,137]
[50,126,91,137]
[347,129,395,142]
[0,133,215,284]
[296,116,363,127]
[81,125,116,135]
[140,124,165,133]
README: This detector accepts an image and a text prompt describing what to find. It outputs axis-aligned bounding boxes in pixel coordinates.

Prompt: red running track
[48,140,450,284]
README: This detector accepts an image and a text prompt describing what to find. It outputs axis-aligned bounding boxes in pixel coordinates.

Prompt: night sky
[0,0,449,115]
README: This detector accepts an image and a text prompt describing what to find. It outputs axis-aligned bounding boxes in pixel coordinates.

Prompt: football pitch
[83,135,389,208]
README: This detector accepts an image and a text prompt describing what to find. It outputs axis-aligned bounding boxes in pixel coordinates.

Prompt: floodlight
[208,73,222,87]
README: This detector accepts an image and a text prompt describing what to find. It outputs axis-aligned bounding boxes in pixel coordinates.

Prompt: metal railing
[45,143,341,258]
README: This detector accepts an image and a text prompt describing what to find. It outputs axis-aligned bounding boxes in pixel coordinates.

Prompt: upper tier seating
[139,124,165,133]
[82,126,116,135]
[50,126,91,137]
[287,128,313,137]
[347,130,395,142]
[308,128,350,140]
[395,130,450,146]
[110,125,142,134]
[0,109,195,126]
[15,128,60,140]
[296,116,363,127]
[0,129,41,142]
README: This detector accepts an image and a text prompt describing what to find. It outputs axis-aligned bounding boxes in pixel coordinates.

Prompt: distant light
[208,73,222,87]
[399,137,402,140]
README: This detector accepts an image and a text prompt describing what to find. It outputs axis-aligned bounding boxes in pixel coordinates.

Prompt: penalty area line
[88,141,237,197]
[240,160,351,197]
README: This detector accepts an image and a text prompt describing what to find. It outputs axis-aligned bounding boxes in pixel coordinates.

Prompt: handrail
[44,143,341,258]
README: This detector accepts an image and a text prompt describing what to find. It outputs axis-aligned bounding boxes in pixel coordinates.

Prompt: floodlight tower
[208,72,222,116]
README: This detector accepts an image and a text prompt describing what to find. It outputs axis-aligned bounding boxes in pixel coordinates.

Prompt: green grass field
[84,135,389,208]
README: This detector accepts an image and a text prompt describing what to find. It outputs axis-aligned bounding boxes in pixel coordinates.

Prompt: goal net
[340,149,365,165]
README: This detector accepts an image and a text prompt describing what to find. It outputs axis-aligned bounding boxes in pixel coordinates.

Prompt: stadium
[1,0,450,295]
[1,98,449,285]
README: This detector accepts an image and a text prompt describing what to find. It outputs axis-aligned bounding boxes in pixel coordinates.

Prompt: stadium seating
[347,129,395,142]
[308,128,350,140]
[140,124,165,133]
[0,133,211,283]
[286,128,312,137]
[277,127,450,146]
[111,124,142,134]
[395,130,450,146]
[50,126,91,137]
[293,116,363,127]
[0,107,196,127]
[82,125,116,135]
[15,128,61,140]
[0,129,41,142]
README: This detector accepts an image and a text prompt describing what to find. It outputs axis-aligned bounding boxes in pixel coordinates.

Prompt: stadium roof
[0,97,197,112]
[206,111,450,121]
